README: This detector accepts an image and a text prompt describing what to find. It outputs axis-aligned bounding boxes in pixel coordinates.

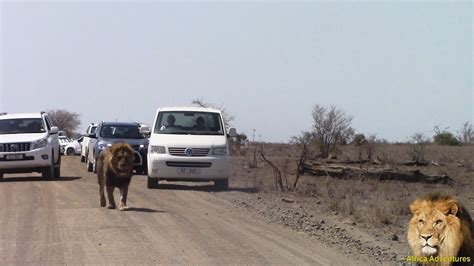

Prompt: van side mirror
[227,127,237,137]
[50,126,59,134]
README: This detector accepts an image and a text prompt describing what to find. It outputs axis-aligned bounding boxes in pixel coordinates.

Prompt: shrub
[433,132,460,146]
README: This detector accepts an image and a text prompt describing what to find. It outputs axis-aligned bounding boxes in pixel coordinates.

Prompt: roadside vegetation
[228,104,474,231]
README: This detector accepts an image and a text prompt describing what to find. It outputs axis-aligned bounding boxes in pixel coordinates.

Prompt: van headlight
[32,138,48,149]
[212,147,227,155]
[150,145,166,154]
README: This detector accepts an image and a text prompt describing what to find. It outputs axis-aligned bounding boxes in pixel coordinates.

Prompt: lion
[408,194,474,265]
[97,142,135,211]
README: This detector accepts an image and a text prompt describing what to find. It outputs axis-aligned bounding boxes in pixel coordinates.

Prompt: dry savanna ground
[223,143,474,263]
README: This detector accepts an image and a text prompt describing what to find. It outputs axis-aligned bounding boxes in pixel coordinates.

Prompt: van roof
[158,106,222,113]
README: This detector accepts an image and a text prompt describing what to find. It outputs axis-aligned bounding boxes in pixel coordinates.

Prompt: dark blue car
[86,122,149,175]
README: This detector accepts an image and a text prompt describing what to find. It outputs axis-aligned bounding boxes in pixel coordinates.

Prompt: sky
[0,1,472,142]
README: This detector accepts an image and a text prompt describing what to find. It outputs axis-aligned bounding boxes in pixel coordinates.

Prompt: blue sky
[1,1,472,142]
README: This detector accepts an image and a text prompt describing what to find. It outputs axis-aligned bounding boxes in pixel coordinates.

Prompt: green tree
[433,125,460,146]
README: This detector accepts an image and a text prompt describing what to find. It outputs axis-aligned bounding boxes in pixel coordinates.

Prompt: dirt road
[0,157,358,265]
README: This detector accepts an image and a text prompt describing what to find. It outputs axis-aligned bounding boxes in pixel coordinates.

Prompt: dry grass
[230,143,474,229]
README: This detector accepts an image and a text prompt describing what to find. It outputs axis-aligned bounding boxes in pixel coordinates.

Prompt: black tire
[42,151,55,179]
[147,176,159,189]
[135,167,147,175]
[87,161,93,172]
[80,155,85,162]
[92,159,97,173]
[85,149,89,163]
[66,148,75,156]
[214,179,229,190]
[54,152,61,179]
[0,173,4,180]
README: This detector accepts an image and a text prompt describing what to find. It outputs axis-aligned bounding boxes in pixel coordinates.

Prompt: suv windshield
[154,111,224,135]
[0,118,46,134]
[100,124,145,139]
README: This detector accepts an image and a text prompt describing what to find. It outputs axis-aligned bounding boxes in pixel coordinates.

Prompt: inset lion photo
[407,194,473,265]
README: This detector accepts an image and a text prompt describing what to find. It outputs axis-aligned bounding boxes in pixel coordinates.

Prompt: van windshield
[154,111,224,135]
[0,118,46,134]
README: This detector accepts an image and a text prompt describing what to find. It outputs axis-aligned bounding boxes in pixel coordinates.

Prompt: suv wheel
[92,158,97,173]
[66,148,75,156]
[136,167,147,175]
[87,160,93,172]
[147,176,159,189]
[84,149,89,163]
[42,151,55,179]
[54,152,61,179]
[80,155,85,162]
[214,179,229,191]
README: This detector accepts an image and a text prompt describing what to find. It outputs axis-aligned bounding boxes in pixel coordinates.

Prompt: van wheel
[214,179,229,191]
[147,176,159,189]
[80,155,85,162]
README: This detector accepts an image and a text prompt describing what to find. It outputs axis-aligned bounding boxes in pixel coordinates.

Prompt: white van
[147,106,236,189]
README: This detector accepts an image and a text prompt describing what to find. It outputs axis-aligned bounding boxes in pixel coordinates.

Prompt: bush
[433,132,460,146]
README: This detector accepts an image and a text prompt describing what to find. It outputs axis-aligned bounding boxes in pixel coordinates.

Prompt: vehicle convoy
[80,123,97,162]
[64,136,83,156]
[86,121,149,174]
[147,106,236,189]
[58,136,71,154]
[0,112,61,179]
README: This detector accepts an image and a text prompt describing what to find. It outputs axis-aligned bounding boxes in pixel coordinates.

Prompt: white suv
[0,112,61,179]
[80,123,97,163]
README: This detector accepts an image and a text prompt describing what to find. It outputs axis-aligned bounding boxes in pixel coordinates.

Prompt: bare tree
[458,121,474,144]
[46,109,81,138]
[311,105,354,158]
[409,132,430,162]
[365,134,378,161]
[290,131,313,188]
[191,98,234,128]
[259,145,284,191]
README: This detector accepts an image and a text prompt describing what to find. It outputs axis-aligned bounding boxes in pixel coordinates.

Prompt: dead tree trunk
[259,148,284,191]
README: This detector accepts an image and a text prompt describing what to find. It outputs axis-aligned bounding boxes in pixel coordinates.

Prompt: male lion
[97,142,135,211]
[408,194,474,265]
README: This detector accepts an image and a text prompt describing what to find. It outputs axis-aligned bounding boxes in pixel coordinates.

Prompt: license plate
[5,154,24,160]
[177,168,201,175]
